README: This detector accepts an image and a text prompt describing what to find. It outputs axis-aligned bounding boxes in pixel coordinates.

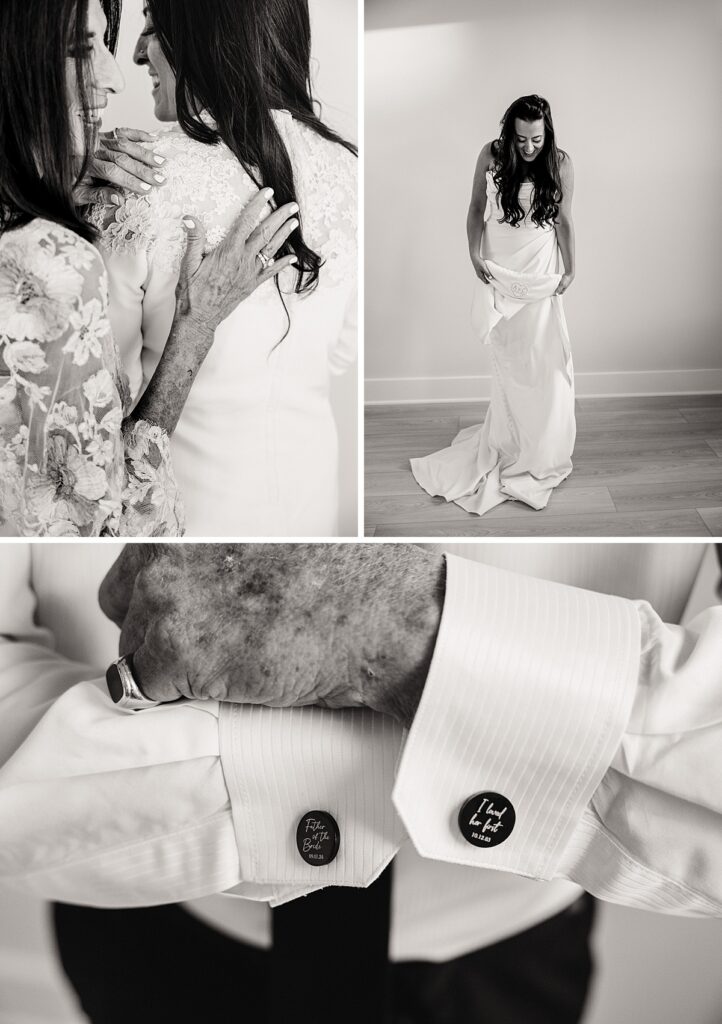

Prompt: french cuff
[392,553,641,880]
[219,703,406,902]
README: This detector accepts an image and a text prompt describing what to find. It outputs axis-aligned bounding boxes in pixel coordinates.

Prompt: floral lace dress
[0,219,183,536]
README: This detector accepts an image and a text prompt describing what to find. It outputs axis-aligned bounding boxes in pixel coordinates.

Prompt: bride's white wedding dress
[410,169,575,516]
[89,110,357,536]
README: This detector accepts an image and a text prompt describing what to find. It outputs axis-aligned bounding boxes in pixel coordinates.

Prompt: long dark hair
[147,0,357,295]
[0,0,122,241]
[491,94,564,228]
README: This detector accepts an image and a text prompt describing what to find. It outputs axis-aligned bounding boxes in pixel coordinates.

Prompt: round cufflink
[296,810,340,866]
[458,792,516,849]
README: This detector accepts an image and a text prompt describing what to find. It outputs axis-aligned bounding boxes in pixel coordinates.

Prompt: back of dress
[90,110,357,536]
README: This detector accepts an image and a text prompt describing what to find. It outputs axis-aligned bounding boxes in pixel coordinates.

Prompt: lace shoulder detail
[274,112,357,287]
[87,126,257,275]
[88,114,357,287]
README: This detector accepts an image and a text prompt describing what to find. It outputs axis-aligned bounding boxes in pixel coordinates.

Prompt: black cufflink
[458,792,515,848]
[296,810,340,866]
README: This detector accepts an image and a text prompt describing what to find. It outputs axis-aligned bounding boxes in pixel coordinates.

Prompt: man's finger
[98,545,156,627]
[119,620,182,704]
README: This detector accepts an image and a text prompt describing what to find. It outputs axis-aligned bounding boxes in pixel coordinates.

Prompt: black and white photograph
[1,0,722,1022]
[365,0,722,537]
[0,542,722,1023]
[0,0,358,538]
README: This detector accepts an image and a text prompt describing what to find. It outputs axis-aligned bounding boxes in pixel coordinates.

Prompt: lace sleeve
[0,221,183,537]
[275,113,358,288]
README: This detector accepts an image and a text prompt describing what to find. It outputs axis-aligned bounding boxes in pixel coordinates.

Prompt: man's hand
[99,545,446,728]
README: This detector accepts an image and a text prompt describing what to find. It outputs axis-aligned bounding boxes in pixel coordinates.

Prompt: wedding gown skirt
[410,178,575,516]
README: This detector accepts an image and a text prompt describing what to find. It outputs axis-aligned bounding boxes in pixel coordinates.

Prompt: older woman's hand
[174,189,300,338]
[99,544,445,728]
[74,127,166,205]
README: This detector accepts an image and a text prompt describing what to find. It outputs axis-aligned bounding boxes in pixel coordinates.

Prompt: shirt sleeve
[392,554,722,916]
[0,548,403,909]
[3,550,721,915]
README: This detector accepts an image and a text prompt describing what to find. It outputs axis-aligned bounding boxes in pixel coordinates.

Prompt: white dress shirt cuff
[393,553,641,880]
[220,704,406,903]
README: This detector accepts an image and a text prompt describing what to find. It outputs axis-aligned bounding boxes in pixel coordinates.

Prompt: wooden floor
[365,395,722,537]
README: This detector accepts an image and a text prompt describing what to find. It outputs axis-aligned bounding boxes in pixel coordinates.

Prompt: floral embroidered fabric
[87,111,357,287]
[0,219,183,536]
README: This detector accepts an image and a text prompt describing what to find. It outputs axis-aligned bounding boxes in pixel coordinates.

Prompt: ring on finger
[256,250,275,270]
[105,654,161,711]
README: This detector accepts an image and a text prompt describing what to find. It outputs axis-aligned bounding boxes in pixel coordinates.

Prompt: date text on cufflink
[458,792,516,848]
[296,810,340,866]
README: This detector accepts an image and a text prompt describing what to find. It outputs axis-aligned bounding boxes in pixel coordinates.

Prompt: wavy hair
[491,94,564,228]
[147,0,357,296]
[0,0,122,241]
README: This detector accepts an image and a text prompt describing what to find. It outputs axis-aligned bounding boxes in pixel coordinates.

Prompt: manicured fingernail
[263,187,274,199]
[154,174,166,183]
[289,219,299,230]
[140,183,152,191]
[153,155,165,165]
[289,255,298,263]
[289,203,299,213]
[183,218,196,229]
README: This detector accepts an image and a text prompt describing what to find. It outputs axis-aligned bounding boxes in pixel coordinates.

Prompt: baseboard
[365,369,722,404]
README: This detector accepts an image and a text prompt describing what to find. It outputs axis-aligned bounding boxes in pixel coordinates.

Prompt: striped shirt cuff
[393,553,641,880]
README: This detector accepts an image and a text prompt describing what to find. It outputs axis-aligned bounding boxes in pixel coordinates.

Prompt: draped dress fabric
[410,169,575,515]
[88,110,357,537]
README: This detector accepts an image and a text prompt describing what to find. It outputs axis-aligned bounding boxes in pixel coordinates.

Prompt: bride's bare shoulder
[477,141,496,173]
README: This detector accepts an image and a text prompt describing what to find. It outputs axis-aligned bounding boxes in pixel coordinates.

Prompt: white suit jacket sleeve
[393,554,722,916]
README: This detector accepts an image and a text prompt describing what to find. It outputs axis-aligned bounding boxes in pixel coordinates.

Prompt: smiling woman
[0,0,299,537]
[410,93,577,517]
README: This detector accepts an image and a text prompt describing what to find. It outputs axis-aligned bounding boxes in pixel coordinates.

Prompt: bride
[0,0,298,537]
[411,94,576,516]
[91,0,358,536]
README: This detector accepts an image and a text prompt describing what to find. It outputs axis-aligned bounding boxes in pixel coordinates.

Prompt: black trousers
[53,895,596,1024]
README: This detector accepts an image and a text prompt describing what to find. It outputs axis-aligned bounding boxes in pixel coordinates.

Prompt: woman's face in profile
[134,8,177,122]
[514,118,545,163]
[66,0,124,155]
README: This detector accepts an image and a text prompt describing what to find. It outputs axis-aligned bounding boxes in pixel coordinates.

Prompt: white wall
[105,0,359,534]
[365,0,722,401]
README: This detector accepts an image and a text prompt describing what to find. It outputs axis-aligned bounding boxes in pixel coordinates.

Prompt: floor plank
[372,510,711,538]
[365,394,722,537]
[698,508,722,535]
